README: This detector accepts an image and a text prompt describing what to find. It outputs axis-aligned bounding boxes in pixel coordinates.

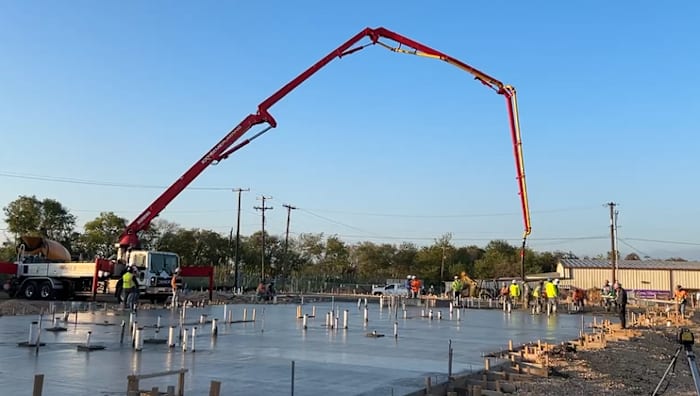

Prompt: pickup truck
[371,283,409,297]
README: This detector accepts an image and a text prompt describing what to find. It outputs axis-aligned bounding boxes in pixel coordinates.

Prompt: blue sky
[1,1,699,259]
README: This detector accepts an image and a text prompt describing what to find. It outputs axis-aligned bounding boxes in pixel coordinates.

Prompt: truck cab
[123,250,180,303]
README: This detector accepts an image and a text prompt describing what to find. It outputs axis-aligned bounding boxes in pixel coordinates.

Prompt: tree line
[2,195,569,287]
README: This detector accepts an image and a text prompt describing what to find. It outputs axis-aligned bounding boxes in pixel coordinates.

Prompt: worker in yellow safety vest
[532,281,543,313]
[122,268,133,308]
[122,266,139,312]
[508,280,521,310]
[544,278,559,314]
[509,280,520,299]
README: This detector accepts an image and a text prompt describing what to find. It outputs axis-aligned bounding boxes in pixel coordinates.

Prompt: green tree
[473,240,518,278]
[78,212,128,258]
[351,242,388,281]
[0,241,16,261]
[157,228,230,267]
[3,195,76,244]
[322,235,351,279]
[452,245,484,276]
[240,231,284,280]
[139,219,181,251]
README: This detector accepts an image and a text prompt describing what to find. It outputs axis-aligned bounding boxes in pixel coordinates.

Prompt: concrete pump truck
[1,27,531,301]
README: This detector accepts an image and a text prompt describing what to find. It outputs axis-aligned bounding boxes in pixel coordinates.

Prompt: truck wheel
[39,281,54,300]
[22,281,39,300]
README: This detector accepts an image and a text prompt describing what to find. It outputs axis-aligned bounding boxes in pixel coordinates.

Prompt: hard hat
[407,275,411,279]
[511,280,516,284]
[553,279,560,284]
[411,275,416,279]
[454,276,459,279]
[174,267,180,273]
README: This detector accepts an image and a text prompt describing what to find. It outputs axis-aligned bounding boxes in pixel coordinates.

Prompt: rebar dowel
[168,326,176,348]
[291,360,295,396]
[191,327,197,352]
[120,320,126,344]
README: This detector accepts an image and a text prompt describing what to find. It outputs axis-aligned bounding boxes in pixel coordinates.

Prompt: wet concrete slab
[0,301,590,395]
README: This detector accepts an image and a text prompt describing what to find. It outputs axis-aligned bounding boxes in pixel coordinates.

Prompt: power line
[624,238,700,247]
[299,205,600,218]
[297,208,380,236]
[0,171,231,191]
[618,238,651,259]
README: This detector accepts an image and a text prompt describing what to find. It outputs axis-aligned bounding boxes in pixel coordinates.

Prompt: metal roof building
[556,259,700,297]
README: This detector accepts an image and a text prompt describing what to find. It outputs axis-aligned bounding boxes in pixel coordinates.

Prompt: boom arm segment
[119,26,531,257]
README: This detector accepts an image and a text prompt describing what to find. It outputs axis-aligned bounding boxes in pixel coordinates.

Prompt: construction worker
[509,280,521,310]
[532,282,541,313]
[120,267,133,309]
[544,278,558,314]
[499,283,508,306]
[410,276,421,299]
[123,266,139,312]
[675,285,688,318]
[522,282,531,307]
[451,276,462,303]
[572,288,585,312]
[615,282,628,329]
[255,280,267,302]
[601,280,613,311]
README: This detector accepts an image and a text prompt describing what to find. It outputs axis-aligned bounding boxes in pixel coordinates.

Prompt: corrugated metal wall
[558,268,610,290]
[618,269,669,291]
[672,271,700,290]
[556,266,700,292]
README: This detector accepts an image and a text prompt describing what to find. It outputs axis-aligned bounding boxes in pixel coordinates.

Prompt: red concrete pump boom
[118,26,531,259]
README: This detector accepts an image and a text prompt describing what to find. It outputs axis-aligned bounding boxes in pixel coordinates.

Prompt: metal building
[556,259,700,297]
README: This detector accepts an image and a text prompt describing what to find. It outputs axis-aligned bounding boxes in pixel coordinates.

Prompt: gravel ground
[517,325,700,396]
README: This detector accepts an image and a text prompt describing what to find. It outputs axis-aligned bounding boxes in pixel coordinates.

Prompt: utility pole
[614,208,620,280]
[440,245,446,281]
[254,195,273,281]
[607,202,618,284]
[232,188,249,291]
[282,204,297,277]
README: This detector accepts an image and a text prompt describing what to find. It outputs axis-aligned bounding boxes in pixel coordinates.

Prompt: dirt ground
[516,320,700,395]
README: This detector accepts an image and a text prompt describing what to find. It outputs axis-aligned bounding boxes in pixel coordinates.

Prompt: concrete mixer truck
[2,235,177,302]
